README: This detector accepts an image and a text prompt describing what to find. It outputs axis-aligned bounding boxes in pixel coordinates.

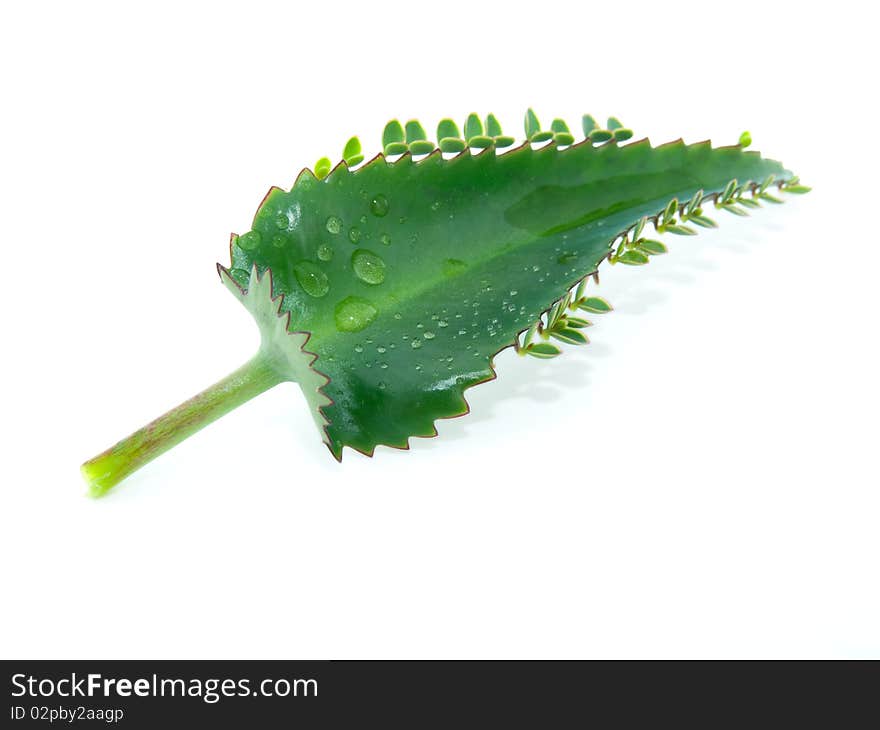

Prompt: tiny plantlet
[81,110,809,496]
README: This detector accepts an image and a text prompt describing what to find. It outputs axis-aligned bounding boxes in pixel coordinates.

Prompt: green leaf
[464,113,483,142]
[689,214,718,228]
[437,118,460,140]
[526,342,562,358]
[550,327,589,345]
[664,224,697,235]
[784,184,812,194]
[551,119,575,145]
[382,120,407,156]
[406,120,434,154]
[738,197,761,209]
[738,130,752,148]
[314,157,331,180]
[721,178,737,203]
[617,250,650,265]
[607,116,623,130]
[83,128,798,492]
[720,203,749,216]
[581,114,598,135]
[564,316,592,329]
[589,129,613,143]
[758,192,784,203]
[613,128,634,142]
[578,296,613,313]
[485,113,503,137]
[342,136,363,167]
[524,108,541,138]
[638,239,667,255]
[759,174,775,193]
[663,198,679,223]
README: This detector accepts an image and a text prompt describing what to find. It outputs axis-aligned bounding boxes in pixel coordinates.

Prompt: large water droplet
[325,215,342,234]
[317,243,333,261]
[370,194,389,217]
[237,230,261,251]
[334,296,377,332]
[293,261,329,298]
[352,249,386,285]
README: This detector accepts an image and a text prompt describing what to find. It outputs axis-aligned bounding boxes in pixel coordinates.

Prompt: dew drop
[411,339,422,349]
[377,345,387,353]
[438,320,448,328]
[293,261,330,298]
[334,297,377,333]
[275,214,289,229]
[379,382,387,390]
[317,243,333,261]
[352,249,386,285]
[325,215,342,234]
[424,331,435,340]
[369,194,389,217]
[380,233,392,246]
[237,230,261,251]
[348,227,361,244]
[272,234,287,248]
[354,344,364,353]
[380,362,388,369]
[430,200,441,211]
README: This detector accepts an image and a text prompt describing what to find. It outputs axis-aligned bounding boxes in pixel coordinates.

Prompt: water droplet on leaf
[293,261,330,298]
[348,227,361,244]
[317,244,333,261]
[325,216,342,234]
[370,194,389,217]
[352,249,386,285]
[334,297,377,332]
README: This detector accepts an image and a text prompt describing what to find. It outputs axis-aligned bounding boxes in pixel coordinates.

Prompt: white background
[1,1,877,659]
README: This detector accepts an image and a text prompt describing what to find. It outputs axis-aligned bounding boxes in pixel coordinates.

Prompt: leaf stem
[81,354,282,497]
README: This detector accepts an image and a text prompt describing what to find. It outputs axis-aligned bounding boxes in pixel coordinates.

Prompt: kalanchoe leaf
[578,296,613,313]
[464,113,483,143]
[589,129,613,143]
[689,214,718,228]
[405,120,434,155]
[738,197,761,209]
[664,224,697,235]
[550,328,589,345]
[720,178,738,203]
[342,136,364,167]
[739,130,752,147]
[550,118,575,145]
[81,112,804,495]
[759,192,784,203]
[581,114,598,135]
[314,157,332,180]
[616,250,651,265]
[564,316,592,329]
[638,239,668,255]
[720,203,749,216]
[607,116,623,130]
[382,119,407,156]
[526,342,562,359]
[437,119,466,153]
[783,184,812,194]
